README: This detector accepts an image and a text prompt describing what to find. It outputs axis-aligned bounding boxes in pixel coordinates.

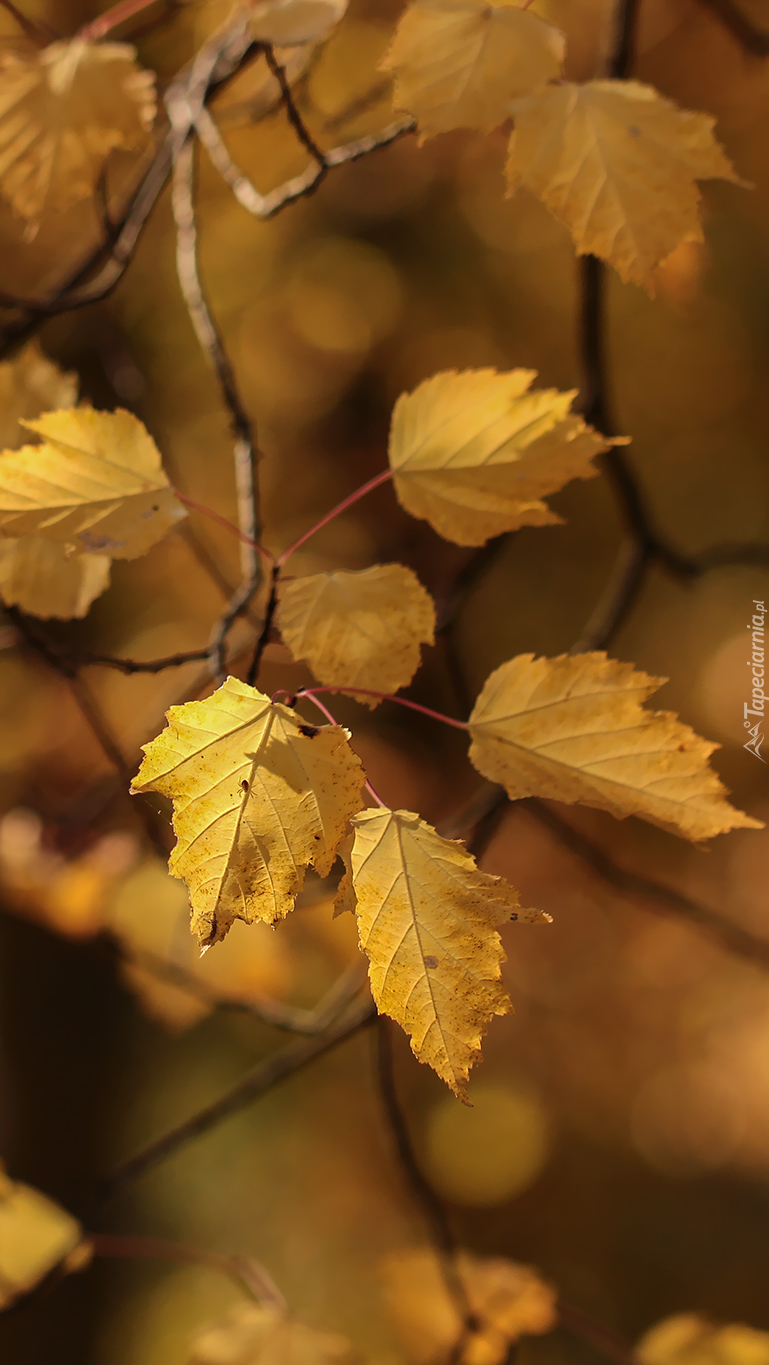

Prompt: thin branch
[695,0,769,55]
[246,562,280,686]
[558,1302,637,1365]
[263,44,328,169]
[375,1019,478,1334]
[0,0,53,44]
[88,1233,287,1310]
[569,539,645,653]
[101,993,376,1198]
[277,470,393,566]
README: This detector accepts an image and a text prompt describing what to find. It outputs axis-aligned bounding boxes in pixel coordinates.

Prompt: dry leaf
[276,564,436,699]
[380,0,564,138]
[0,341,77,450]
[505,80,746,293]
[131,677,366,946]
[468,652,763,840]
[637,1315,769,1365]
[0,407,185,558]
[0,38,156,224]
[388,369,611,546]
[190,1302,359,1365]
[0,1163,83,1310]
[107,858,294,1031]
[381,1247,557,1365]
[0,534,110,617]
[249,0,348,44]
[338,806,548,1097]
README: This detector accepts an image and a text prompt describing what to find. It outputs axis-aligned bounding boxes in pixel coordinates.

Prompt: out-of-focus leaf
[0,534,110,617]
[380,0,564,138]
[249,0,348,45]
[0,1163,83,1310]
[0,39,155,223]
[189,1302,359,1365]
[637,1315,769,1365]
[381,1247,557,1365]
[0,341,77,449]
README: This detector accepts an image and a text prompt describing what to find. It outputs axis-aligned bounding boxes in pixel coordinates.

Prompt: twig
[375,1019,478,1334]
[558,1302,637,1365]
[101,993,376,1197]
[88,1233,287,1309]
[695,0,769,55]
[263,44,328,169]
[247,562,280,686]
[0,0,53,44]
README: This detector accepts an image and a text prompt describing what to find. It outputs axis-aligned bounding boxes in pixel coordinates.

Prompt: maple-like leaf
[276,564,436,700]
[189,1302,359,1365]
[468,652,763,841]
[0,39,156,223]
[0,407,185,558]
[637,1315,769,1365]
[505,80,746,293]
[248,0,348,44]
[380,0,564,139]
[0,534,110,618]
[0,341,77,450]
[338,806,549,1097]
[0,1163,84,1310]
[382,1247,557,1365]
[388,368,611,546]
[131,678,366,946]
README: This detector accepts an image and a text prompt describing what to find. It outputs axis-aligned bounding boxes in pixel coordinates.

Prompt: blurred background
[1,0,769,1360]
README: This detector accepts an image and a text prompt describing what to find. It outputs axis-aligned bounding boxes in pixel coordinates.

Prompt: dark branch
[246,562,279,686]
[695,0,769,55]
[263,44,328,171]
[100,993,375,1198]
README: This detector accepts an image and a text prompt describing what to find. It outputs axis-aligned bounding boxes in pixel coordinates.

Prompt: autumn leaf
[505,80,746,293]
[388,368,612,546]
[0,407,185,558]
[0,38,155,224]
[381,1247,557,1365]
[0,1163,84,1310]
[190,1302,359,1365]
[637,1315,769,1365]
[276,564,436,699]
[0,534,110,618]
[338,806,549,1097]
[249,0,348,44]
[468,652,762,840]
[380,0,564,139]
[131,677,366,946]
[0,341,77,450]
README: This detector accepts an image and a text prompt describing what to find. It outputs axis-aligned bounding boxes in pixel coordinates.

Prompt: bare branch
[101,992,376,1197]
[695,0,769,55]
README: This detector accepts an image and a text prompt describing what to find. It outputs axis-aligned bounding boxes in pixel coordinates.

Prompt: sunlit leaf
[338,806,548,1097]
[0,534,110,618]
[131,678,366,946]
[468,652,763,840]
[388,368,611,546]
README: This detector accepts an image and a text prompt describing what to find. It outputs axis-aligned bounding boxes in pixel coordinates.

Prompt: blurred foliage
[0,0,769,1362]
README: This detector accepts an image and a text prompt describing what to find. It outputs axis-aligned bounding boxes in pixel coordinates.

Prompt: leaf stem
[175,491,274,564]
[276,470,393,567]
[87,1233,287,1309]
[299,692,387,807]
[298,686,469,730]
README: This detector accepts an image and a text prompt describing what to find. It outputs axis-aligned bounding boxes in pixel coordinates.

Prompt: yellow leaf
[379,0,564,138]
[0,407,185,559]
[0,534,110,617]
[107,858,294,1032]
[190,1302,359,1365]
[338,806,548,1097]
[637,1315,769,1365]
[468,652,763,841]
[505,80,746,293]
[249,0,348,44]
[381,1247,557,1365]
[0,39,155,223]
[131,677,366,946]
[388,368,611,546]
[276,564,436,700]
[0,341,77,450]
[0,1164,83,1310]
